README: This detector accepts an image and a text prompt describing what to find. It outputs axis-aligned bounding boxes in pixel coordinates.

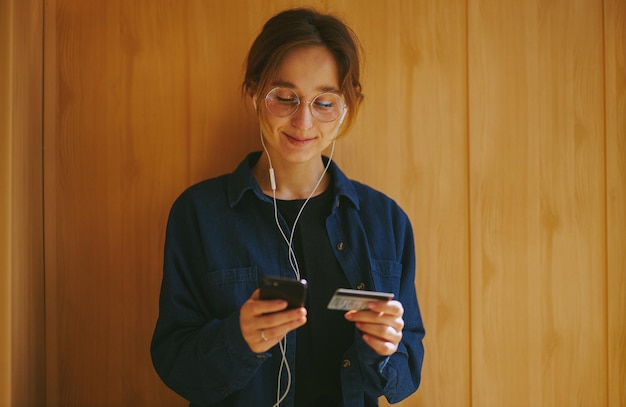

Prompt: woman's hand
[345,300,404,356]
[240,289,308,353]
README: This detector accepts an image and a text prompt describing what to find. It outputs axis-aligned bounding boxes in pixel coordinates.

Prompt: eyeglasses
[264,87,346,122]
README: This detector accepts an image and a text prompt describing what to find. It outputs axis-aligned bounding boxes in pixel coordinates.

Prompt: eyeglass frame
[263,86,347,122]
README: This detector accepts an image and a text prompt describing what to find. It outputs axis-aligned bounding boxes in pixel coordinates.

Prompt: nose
[290,101,315,130]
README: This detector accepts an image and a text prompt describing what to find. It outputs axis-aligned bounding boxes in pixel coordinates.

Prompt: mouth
[284,133,316,146]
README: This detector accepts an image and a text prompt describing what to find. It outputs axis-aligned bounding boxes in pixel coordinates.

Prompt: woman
[151,8,425,407]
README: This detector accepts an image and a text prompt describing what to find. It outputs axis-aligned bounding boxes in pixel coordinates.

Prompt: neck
[253,153,329,200]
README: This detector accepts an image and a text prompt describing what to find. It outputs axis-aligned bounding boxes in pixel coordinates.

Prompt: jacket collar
[227,151,360,210]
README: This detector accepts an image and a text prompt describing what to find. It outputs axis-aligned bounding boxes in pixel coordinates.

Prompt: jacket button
[337,242,344,251]
[342,359,351,368]
[356,282,366,290]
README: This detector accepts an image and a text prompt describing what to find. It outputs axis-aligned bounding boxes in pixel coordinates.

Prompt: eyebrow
[270,80,340,94]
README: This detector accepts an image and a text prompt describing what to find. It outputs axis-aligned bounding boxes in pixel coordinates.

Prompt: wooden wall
[468,1,607,405]
[606,2,626,407]
[0,0,11,403]
[1,0,46,406]
[1,0,623,406]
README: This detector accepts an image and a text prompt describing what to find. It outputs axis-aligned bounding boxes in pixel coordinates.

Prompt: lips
[284,132,316,145]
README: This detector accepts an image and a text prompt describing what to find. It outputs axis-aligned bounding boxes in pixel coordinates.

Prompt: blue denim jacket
[151,152,425,407]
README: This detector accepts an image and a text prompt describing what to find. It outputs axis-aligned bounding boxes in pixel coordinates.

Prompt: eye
[314,100,333,109]
[276,95,298,104]
[273,89,299,105]
[313,94,340,111]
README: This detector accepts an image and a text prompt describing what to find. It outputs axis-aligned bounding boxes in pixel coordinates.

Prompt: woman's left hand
[345,300,404,356]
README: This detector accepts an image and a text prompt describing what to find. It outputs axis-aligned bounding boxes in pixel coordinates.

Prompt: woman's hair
[243,8,364,137]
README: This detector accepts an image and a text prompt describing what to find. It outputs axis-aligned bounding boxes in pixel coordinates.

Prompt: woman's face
[259,46,344,168]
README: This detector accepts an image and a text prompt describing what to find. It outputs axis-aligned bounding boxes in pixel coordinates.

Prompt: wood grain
[40,0,624,406]
[344,1,471,406]
[2,0,47,406]
[605,0,626,405]
[469,0,607,405]
[0,0,12,404]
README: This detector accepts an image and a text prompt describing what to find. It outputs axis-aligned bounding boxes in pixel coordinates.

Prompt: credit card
[327,288,394,311]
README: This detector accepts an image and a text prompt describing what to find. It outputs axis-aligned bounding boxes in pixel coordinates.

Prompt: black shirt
[276,186,354,407]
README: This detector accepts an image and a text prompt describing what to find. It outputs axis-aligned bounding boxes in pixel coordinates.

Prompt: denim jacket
[151,152,425,406]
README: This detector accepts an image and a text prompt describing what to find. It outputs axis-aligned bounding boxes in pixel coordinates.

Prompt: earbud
[252,96,258,110]
[338,108,347,125]
[331,108,348,140]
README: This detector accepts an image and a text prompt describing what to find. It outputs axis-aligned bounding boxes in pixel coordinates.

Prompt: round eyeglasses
[264,87,346,122]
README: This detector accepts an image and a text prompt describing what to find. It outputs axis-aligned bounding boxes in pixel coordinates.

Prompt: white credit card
[327,288,394,311]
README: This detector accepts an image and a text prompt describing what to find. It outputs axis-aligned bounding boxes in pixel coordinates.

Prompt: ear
[246,86,258,111]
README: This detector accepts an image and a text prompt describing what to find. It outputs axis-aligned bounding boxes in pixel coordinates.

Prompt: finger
[366,300,404,317]
[259,309,308,342]
[356,320,403,343]
[259,307,307,331]
[240,290,290,352]
[249,309,307,353]
[246,289,290,316]
[361,332,400,356]
[345,309,405,332]
[356,319,403,357]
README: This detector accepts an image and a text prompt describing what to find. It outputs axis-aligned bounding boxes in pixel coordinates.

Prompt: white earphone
[258,104,342,407]
[338,107,347,125]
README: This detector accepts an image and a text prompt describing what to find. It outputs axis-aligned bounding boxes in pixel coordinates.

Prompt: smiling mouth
[285,133,315,144]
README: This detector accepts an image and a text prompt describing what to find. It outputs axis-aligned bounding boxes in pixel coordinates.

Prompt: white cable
[272,338,290,407]
[259,122,340,406]
[260,134,300,278]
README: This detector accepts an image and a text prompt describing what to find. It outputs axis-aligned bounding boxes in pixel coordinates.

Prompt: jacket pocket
[204,267,258,319]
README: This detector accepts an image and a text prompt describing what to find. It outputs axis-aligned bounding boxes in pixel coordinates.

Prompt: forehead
[272,46,340,94]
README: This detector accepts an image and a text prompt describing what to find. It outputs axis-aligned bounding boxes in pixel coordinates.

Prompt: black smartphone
[259,276,308,309]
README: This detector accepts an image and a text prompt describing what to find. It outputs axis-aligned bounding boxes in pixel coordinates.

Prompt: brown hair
[243,8,364,137]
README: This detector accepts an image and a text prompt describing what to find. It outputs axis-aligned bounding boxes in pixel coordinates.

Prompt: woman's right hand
[239,289,308,353]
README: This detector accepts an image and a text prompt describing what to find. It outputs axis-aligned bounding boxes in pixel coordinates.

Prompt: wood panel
[43,0,621,406]
[0,0,12,404]
[468,0,607,405]
[43,0,274,405]
[605,0,626,405]
[1,0,47,406]
[43,0,59,403]
[330,1,470,406]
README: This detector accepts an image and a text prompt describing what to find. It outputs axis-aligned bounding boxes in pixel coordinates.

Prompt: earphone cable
[259,124,340,406]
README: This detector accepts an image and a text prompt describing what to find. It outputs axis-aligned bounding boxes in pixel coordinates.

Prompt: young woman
[151,8,425,407]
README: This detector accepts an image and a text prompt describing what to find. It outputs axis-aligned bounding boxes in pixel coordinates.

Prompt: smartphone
[327,288,394,311]
[259,276,308,309]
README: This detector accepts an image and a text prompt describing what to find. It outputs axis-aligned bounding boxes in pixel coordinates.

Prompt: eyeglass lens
[264,87,345,122]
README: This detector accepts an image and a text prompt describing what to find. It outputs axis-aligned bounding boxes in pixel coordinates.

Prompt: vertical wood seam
[40,0,48,403]
[464,0,473,406]
[601,0,610,404]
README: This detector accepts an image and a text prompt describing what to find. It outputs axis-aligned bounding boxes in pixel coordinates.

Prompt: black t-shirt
[276,186,354,407]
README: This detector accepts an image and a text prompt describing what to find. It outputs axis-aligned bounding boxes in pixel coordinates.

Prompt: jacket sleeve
[353,208,425,403]
[150,192,268,405]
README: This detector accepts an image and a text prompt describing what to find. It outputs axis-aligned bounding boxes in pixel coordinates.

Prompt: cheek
[320,122,341,139]
[260,114,295,136]
[258,112,279,136]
